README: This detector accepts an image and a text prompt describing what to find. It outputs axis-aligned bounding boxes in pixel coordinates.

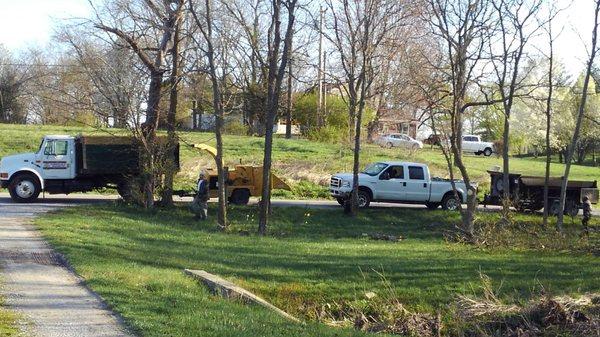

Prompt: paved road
[0,192,597,215]
[0,198,135,337]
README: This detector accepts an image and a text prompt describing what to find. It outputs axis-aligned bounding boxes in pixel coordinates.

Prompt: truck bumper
[330,188,351,199]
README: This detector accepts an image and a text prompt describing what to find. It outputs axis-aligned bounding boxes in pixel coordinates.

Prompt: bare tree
[556,0,600,230]
[427,0,495,239]
[489,0,542,216]
[92,0,185,208]
[325,0,409,215]
[258,0,298,235]
[188,0,229,229]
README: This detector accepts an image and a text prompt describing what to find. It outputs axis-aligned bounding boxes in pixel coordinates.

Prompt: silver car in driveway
[375,133,423,150]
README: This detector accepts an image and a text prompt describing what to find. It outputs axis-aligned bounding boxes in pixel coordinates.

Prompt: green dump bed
[75,136,140,176]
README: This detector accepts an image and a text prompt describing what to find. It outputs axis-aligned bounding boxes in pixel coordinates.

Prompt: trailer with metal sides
[483,170,598,216]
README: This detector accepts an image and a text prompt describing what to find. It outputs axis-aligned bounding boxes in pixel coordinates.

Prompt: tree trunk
[161,22,181,207]
[285,48,293,139]
[502,114,510,214]
[557,1,600,230]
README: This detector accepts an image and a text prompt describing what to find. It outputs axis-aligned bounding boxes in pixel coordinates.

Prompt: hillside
[0,123,597,198]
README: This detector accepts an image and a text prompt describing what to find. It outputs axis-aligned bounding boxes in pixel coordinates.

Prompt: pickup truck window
[362,162,388,176]
[383,166,404,179]
[408,166,425,180]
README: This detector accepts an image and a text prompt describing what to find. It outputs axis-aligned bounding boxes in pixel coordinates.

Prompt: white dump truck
[330,161,474,210]
[0,135,179,202]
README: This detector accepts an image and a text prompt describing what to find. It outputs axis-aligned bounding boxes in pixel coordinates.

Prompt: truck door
[38,139,75,179]
[377,165,406,200]
[404,165,429,202]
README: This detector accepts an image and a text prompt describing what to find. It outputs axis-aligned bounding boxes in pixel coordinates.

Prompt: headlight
[342,180,351,188]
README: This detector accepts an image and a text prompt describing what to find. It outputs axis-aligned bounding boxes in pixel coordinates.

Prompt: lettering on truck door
[405,165,429,202]
[38,139,75,179]
[377,165,406,200]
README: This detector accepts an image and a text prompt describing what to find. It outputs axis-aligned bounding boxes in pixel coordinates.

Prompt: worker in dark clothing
[582,196,592,234]
[190,172,209,220]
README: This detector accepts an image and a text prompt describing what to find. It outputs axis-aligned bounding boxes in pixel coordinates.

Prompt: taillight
[0,173,8,179]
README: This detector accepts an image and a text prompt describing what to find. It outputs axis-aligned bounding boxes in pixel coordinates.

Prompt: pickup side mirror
[380,172,390,180]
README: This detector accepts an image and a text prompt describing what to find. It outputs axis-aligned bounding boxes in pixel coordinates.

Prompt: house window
[399,123,409,135]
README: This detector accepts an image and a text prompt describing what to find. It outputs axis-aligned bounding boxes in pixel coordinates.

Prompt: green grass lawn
[0,123,597,198]
[35,203,599,336]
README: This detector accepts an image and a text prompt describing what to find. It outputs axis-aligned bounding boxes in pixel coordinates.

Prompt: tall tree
[489,0,542,216]
[188,0,230,229]
[93,0,185,208]
[325,0,409,215]
[428,0,496,240]
[557,0,600,230]
[258,0,298,235]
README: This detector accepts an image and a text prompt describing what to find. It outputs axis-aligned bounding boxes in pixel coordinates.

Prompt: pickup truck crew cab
[330,162,472,210]
[0,135,179,202]
[462,135,494,156]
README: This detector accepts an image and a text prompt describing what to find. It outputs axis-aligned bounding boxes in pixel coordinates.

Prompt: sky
[0,0,596,79]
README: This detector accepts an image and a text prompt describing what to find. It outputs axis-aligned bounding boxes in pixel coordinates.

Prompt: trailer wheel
[230,189,250,205]
[8,173,41,203]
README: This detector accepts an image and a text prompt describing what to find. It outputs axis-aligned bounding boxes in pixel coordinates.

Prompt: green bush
[306,125,346,143]
[223,120,249,136]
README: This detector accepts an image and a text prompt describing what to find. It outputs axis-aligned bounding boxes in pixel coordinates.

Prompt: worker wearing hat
[582,196,592,235]
[190,171,209,220]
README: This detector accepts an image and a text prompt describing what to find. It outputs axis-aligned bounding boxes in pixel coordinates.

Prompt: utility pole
[317,5,325,128]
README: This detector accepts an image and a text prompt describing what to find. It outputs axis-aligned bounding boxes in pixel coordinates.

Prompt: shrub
[223,120,249,135]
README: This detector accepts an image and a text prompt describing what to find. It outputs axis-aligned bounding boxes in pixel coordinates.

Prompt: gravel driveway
[0,196,134,337]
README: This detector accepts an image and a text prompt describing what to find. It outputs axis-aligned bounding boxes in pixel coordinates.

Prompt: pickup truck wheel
[386,142,393,148]
[230,189,250,205]
[336,198,345,206]
[483,148,493,156]
[441,194,461,211]
[426,202,440,210]
[357,190,371,208]
[8,173,41,203]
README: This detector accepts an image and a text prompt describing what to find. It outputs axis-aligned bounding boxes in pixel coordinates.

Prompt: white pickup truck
[462,135,495,156]
[330,162,472,210]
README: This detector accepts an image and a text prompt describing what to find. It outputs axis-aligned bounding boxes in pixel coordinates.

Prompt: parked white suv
[462,135,494,156]
[375,133,423,150]
[330,161,473,210]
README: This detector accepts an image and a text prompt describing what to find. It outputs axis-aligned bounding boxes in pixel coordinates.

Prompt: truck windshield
[37,138,44,154]
[362,163,388,176]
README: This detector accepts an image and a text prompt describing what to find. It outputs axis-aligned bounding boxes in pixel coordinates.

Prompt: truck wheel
[549,200,561,216]
[565,200,579,217]
[357,190,371,208]
[230,189,250,205]
[426,202,440,210]
[386,142,393,148]
[441,194,461,211]
[117,181,135,203]
[336,198,345,206]
[483,148,493,156]
[8,173,41,203]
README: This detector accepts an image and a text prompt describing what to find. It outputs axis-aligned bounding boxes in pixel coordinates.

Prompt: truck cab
[330,161,472,210]
[461,135,495,156]
[1,136,78,202]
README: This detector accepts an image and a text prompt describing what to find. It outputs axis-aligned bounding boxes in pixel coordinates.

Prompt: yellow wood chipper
[184,144,291,205]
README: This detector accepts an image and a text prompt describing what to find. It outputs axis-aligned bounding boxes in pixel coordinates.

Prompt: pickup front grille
[330,177,341,188]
